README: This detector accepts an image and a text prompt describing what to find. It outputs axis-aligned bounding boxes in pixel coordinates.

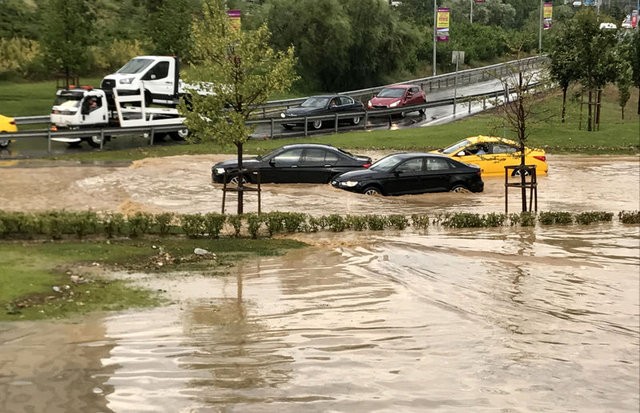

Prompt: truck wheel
[170,128,189,141]
[85,135,103,148]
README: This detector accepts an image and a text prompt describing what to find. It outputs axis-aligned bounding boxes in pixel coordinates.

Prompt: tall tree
[40,0,96,87]
[181,0,298,214]
[630,29,640,115]
[147,0,200,58]
[548,30,579,123]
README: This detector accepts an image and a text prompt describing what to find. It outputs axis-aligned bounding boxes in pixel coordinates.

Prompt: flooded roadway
[0,154,638,412]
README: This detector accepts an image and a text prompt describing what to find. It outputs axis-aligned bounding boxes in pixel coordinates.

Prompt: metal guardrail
[3,57,548,151]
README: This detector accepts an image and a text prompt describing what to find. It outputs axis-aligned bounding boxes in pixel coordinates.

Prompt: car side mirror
[269,158,276,166]
[456,151,466,156]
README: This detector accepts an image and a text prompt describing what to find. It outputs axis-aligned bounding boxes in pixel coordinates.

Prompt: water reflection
[0,224,638,412]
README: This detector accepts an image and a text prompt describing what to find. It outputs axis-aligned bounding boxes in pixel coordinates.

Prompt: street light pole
[538,0,543,54]
[470,0,473,23]
[433,0,437,76]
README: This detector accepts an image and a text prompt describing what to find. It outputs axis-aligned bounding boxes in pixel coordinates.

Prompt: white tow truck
[50,86,188,148]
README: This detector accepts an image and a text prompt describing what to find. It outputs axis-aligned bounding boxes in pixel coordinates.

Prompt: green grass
[0,238,305,321]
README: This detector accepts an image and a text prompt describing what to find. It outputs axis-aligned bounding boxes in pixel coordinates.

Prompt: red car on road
[367,84,426,116]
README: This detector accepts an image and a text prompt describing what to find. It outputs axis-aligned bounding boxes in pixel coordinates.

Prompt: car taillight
[9,120,16,126]
[362,163,371,168]
[533,155,546,162]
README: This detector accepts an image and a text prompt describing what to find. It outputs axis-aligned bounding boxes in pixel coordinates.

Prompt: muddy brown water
[0,154,639,412]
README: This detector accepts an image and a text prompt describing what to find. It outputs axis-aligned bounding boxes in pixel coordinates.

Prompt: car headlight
[389,100,400,108]
[280,113,286,118]
[119,77,135,85]
[214,167,226,175]
[340,180,359,188]
[367,101,373,108]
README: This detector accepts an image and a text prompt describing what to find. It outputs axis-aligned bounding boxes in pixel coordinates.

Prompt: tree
[181,0,298,214]
[548,30,580,123]
[630,29,640,115]
[147,0,200,58]
[40,0,96,87]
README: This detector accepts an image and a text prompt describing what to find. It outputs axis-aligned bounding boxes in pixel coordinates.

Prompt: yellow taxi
[433,135,548,176]
[0,114,18,148]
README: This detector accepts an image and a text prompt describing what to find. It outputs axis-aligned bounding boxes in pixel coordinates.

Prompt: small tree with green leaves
[180,0,298,214]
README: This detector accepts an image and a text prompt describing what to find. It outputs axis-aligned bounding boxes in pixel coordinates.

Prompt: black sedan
[212,143,372,184]
[331,152,484,196]
[280,95,365,130]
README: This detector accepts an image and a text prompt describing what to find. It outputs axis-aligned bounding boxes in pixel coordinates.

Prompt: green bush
[103,212,127,238]
[180,214,206,238]
[366,215,387,231]
[204,213,226,238]
[484,213,506,227]
[326,214,347,232]
[154,212,175,236]
[442,213,485,228]
[227,214,243,237]
[538,211,573,225]
[345,215,368,231]
[282,212,307,233]
[387,215,409,230]
[264,212,286,236]
[246,214,263,238]
[575,211,614,225]
[410,214,430,229]
[618,210,640,224]
[127,212,154,237]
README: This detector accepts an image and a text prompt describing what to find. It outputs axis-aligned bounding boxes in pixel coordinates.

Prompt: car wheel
[399,111,406,118]
[311,120,323,130]
[419,108,425,115]
[511,168,531,177]
[363,186,381,196]
[227,175,247,186]
[351,116,361,126]
[450,184,470,193]
[0,138,9,148]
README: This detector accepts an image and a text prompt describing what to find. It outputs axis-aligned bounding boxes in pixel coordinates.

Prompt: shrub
[484,213,506,227]
[264,212,286,236]
[282,212,307,233]
[127,212,154,237]
[618,210,640,224]
[69,211,100,239]
[203,213,226,238]
[366,215,387,231]
[442,213,484,228]
[538,211,573,225]
[387,215,409,230]
[345,215,368,231]
[246,214,263,238]
[227,214,243,237]
[574,211,614,225]
[326,214,347,232]
[103,212,127,238]
[154,212,175,235]
[180,214,206,238]
[411,214,430,229]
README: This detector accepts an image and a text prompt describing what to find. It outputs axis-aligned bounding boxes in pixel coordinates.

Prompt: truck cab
[101,56,180,106]
[51,87,109,128]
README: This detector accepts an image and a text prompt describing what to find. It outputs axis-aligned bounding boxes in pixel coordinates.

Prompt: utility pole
[538,0,543,54]
[433,0,437,76]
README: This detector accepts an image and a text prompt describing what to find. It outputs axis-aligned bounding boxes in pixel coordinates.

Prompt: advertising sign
[543,2,553,30]
[436,8,450,42]
[632,10,638,28]
[227,9,241,31]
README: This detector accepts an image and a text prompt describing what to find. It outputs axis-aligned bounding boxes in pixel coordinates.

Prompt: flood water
[0,155,639,412]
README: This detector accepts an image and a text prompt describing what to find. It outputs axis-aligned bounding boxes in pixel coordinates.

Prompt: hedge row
[0,210,637,240]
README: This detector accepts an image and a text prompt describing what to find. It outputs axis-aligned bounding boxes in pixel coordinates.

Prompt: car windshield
[377,88,406,98]
[300,96,330,108]
[369,155,403,172]
[441,139,471,155]
[117,58,154,74]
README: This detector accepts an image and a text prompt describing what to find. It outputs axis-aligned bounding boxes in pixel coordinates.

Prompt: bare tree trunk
[236,142,244,215]
[561,86,567,123]
[587,89,593,131]
[595,88,602,131]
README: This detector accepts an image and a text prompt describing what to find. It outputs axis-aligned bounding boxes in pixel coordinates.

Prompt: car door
[386,157,424,195]
[405,86,421,106]
[297,148,335,183]
[141,60,173,98]
[260,148,304,183]
[423,157,451,192]
[491,143,521,173]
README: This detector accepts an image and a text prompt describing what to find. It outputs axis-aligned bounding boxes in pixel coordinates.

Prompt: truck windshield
[117,58,153,74]
[54,94,82,108]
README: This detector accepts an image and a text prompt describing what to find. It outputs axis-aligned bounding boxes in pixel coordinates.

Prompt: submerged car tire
[511,168,531,177]
[0,138,9,148]
[311,120,323,130]
[450,184,470,193]
[351,116,361,126]
[363,186,382,196]
[227,175,248,186]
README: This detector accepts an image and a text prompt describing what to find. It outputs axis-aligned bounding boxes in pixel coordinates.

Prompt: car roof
[280,143,337,150]
[388,152,448,159]
[466,135,518,145]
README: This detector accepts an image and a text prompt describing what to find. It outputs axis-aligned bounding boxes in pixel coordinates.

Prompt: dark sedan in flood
[212,143,372,184]
[331,152,484,196]
[280,95,365,130]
